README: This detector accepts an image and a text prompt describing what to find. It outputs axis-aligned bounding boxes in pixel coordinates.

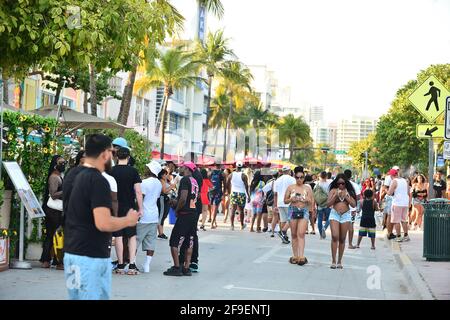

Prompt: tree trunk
[2,76,8,104]
[83,91,89,114]
[223,94,233,161]
[213,127,219,157]
[118,67,137,135]
[54,83,62,106]
[202,75,213,156]
[289,137,294,161]
[160,92,170,156]
[282,143,286,159]
[89,64,97,116]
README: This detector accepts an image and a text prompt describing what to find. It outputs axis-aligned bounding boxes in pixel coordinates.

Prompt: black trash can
[423,199,450,261]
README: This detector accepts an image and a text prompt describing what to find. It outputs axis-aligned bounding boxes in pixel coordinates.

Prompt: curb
[390,239,436,300]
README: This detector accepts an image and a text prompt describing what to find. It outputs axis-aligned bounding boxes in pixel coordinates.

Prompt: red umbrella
[196,155,216,167]
[151,150,182,164]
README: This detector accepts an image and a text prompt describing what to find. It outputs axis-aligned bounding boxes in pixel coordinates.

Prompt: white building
[336,116,378,163]
[311,122,337,148]
[248,65,277,110]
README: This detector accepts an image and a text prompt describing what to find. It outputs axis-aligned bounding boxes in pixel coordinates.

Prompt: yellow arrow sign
[408,75,450,123]
[416,124,445,139]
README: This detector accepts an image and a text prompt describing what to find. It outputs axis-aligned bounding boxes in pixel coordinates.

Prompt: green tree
[134,47,203,156]
[278,114,311,162]
[195,30,234,155]
[348,133,376,168]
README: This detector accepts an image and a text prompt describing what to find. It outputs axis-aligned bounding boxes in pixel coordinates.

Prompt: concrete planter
[0,190,12,229]
[25,242,42,261]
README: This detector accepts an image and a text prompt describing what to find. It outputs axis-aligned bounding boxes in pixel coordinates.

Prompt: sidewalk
[395,230,450,300]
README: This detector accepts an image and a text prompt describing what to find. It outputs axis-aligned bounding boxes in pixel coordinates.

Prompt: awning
[31,105,128,131]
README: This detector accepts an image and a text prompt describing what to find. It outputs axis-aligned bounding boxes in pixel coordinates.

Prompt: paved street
[1,214,439,300]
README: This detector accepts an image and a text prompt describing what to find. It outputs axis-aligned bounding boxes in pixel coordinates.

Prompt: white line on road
[253,244,284,264]
[223,284,375,300]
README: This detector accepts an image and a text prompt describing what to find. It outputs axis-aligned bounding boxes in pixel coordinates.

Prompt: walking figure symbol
[424,81,441,112]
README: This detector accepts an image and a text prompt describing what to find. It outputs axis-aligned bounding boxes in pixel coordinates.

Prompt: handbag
[47,197,63,211]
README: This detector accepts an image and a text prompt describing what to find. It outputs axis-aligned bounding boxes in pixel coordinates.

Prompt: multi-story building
[336,116,378,163]
[307,105,324,124]
[310,122,337,149]
[248,65,277,110]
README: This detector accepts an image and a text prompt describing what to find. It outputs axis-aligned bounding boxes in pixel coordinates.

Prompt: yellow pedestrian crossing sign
[416,124,445,139]
[408,75,450,123]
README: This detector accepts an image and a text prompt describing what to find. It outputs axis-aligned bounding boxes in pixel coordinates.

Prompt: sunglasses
[296,176,305,180]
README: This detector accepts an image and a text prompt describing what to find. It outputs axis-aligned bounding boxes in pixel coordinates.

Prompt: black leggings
[40,207,63,264]
[157,195,170,227]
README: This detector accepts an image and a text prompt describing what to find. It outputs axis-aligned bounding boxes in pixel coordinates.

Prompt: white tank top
[231,172,246,193]
[392,178,409,207]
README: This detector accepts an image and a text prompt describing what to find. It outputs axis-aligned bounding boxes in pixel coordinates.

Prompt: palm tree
[117,0,223,127]
[134,47,203,156]
[196,30,234,155]
[278,114,311,162]
[216,61,253,161]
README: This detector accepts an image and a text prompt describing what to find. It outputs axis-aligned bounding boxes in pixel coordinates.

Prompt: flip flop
[371,247,376,250]
[289,257,299,264]
[298,257,308,266]
[330,264,337,269]
[337,264,343,269]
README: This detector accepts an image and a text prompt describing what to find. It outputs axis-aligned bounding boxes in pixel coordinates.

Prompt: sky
[203,0,450,122]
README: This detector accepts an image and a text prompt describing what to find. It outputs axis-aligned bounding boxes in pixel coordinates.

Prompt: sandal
[330,263,337,269]
[371,247,376,250]
[310,231,316,235]
[337,263,343,269]
[348,245,357,249]
[298,257,308,266]
[289,256,299,264]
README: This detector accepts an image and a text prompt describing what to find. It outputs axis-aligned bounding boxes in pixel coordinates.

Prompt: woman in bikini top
[327,175,357,214]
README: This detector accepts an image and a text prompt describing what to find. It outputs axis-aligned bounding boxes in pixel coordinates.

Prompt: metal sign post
[10,203,31,269]
[429,139,434,199]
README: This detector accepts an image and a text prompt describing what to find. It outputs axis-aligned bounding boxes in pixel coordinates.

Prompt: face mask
[56,164,66,173]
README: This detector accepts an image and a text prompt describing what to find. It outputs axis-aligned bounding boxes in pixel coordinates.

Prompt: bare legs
[115,236,124,264]
[330,221,349,267]
[211,204,219,229]
[201,204,208,228]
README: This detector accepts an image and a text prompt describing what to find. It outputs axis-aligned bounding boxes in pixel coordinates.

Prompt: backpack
[313,184,328,207]
[265,180,275,206]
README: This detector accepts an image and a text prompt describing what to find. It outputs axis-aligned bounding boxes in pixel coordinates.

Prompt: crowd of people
[37,133,450,299]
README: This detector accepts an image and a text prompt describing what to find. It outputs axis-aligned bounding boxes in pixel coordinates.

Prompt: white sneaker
[143,264,150,273]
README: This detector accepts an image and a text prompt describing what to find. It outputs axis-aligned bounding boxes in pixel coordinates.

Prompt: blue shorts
[383,197,393,214]
[329,209,352,224]
[64,253,112,300]
[209,191,223,206]
[288,206,309,220]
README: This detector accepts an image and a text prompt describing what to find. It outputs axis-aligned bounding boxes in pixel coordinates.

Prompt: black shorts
[113,226,137,238]
[169,213,197,249]
[113,205,137,238]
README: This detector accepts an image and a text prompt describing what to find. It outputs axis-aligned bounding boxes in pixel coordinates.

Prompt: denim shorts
[288,206,309,220]
[383,196,393,214]
[64,253,112,300]
[329,209,352,224]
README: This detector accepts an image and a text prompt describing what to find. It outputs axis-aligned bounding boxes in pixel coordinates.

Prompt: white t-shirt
[262,180,274,194]
[317,180,331,193]
[274,174,296,208]
[102,172,118,193]
[384,175,392,187]
[140,177,162,224]
[350,181,361,211]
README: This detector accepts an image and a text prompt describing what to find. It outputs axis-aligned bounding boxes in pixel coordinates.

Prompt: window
[168,113,182,133]
[62,98,74,109]
[143,99,150,126]
[108,76,122,92]
[135,97,143,126]
[41,92,55,107]
[172,88,184,104]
